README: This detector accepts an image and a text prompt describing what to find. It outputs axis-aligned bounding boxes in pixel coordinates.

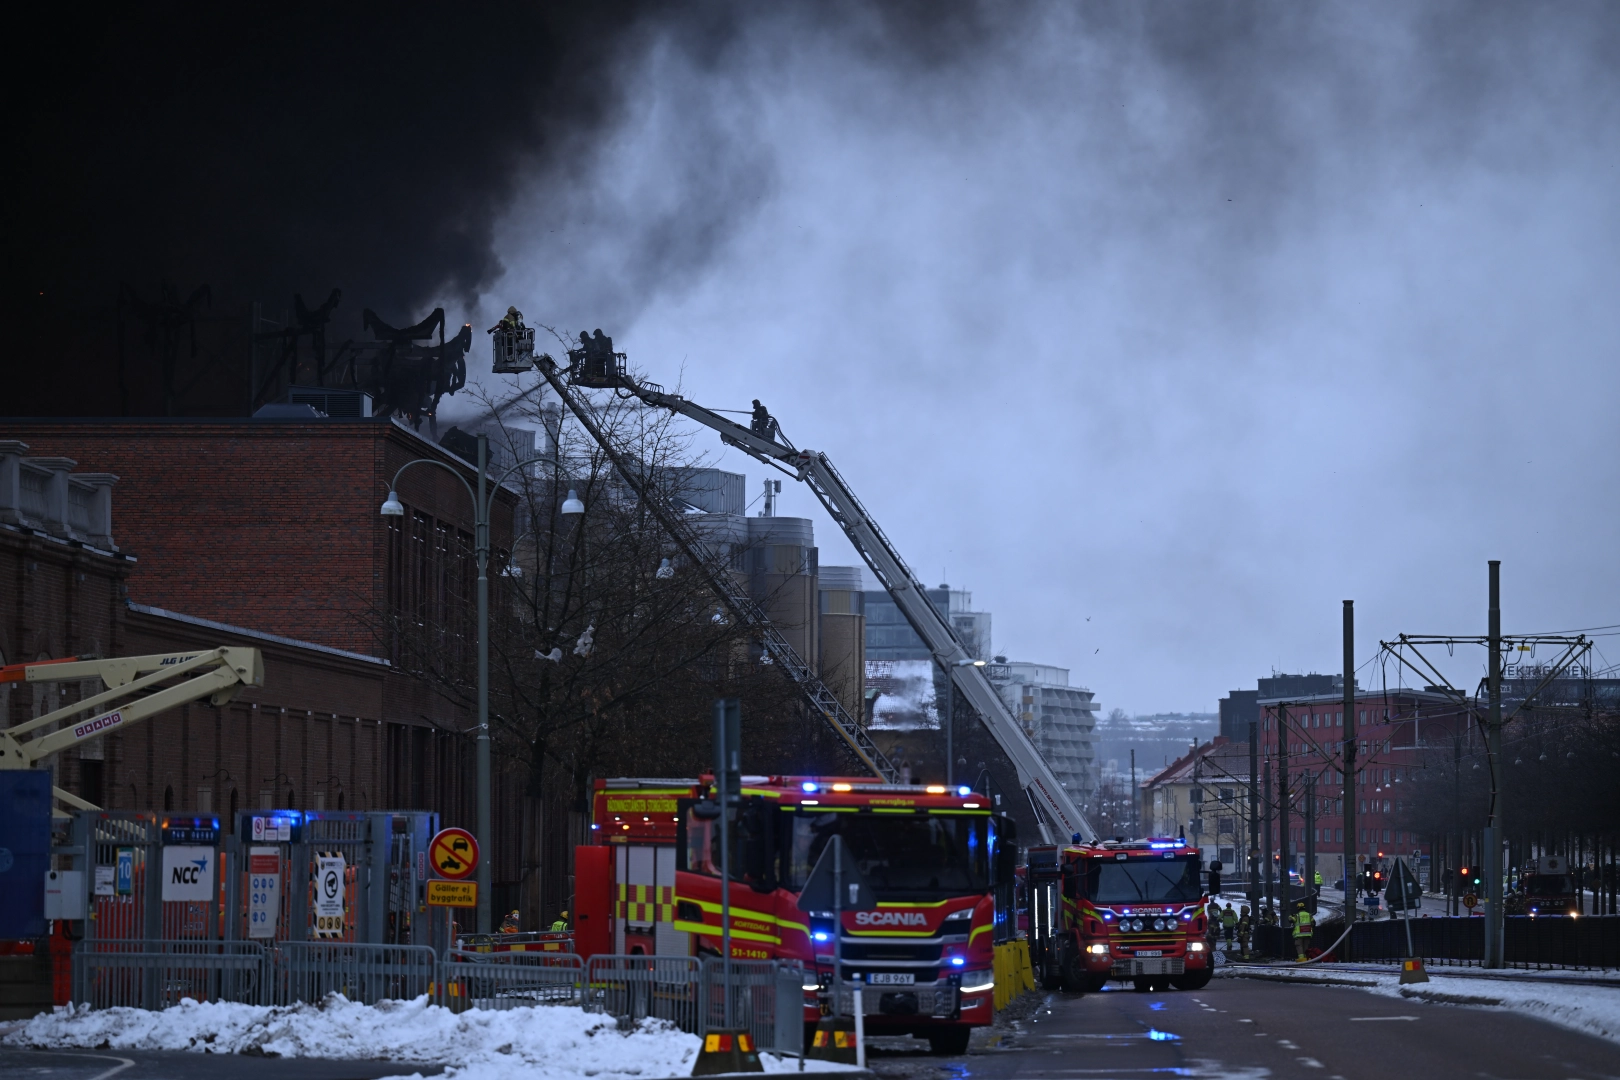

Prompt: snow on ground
[4,994,704,1079]
[1218,965,1620,1045]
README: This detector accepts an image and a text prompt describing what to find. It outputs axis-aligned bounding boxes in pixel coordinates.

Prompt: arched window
[336,790,345,811]
[287,788,296,809]
[229,789,239,830]
[163,785,174,812]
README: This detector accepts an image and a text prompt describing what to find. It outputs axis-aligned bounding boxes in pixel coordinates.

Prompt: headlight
[960,973,994,994]
[1153,918,1168,931]
[1086,943,1108,955]
[1189,942,1205,952]
[1132,918,1146,932]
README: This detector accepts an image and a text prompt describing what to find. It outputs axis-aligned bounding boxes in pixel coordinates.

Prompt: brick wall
[3,418,514,658]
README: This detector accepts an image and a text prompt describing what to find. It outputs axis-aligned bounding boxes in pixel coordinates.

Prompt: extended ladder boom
[1,647,264,816]
[602,372,1095,844]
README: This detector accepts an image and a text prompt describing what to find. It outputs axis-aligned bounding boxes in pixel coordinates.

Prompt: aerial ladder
[530,343,1094,843]
[1,648,264,818]
[531,355,898,781]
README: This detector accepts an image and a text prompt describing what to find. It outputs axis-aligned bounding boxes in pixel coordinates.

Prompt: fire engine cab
[1025,837,1212,993]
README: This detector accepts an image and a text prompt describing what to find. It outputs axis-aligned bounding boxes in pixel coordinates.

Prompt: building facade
[0,422,537,917]
[987,660,1100,805]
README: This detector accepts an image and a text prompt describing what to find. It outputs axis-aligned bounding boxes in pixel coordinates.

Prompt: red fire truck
[575,775,1014,1055]
[1025,837,1212,993]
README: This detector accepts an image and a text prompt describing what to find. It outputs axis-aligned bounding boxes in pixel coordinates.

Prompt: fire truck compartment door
[654,846,689,956]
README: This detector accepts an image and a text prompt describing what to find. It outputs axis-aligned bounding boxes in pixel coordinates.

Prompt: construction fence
[70,944,807,1056]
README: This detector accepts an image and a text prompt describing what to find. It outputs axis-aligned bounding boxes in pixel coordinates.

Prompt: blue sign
[162,817,221,845]
[116,848,134,896]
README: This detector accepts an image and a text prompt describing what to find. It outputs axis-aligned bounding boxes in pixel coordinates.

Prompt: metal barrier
[267,941,437,1006]
[697,958,807,1059]
[73,940,266,1010]
[584,955,701,1032]
[439,949,583,1011]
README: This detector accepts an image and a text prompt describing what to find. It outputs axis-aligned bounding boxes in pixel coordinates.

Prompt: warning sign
[427,879,478,908]
[314,854,346,937]
[429,828,479,880]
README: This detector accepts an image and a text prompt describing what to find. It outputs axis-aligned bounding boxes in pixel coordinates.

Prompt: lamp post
[943,658,986,786]
[381,433,552,935]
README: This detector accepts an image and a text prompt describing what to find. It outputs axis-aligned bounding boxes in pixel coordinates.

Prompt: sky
[441,4,1617,714]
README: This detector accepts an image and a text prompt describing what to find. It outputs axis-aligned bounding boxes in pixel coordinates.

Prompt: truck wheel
[927,1026,972,1055]
[1171,968,1212,991]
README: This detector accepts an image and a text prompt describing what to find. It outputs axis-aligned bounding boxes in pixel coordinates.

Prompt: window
[1335,829,1343,842]
[163,785,174,812]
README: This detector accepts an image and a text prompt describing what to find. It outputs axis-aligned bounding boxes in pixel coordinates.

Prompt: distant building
[1140,736,1254,871]
[818,566,866,721]
[987,660,1099,805]
[863,585,991,661]
[1217,690,1258,742]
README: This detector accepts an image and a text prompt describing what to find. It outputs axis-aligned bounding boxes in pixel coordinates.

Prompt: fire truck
[1025,837,1212,994]
[575,774,1014,1055]
[1516,854,1580,918]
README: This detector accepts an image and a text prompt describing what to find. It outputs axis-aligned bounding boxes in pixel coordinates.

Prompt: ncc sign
[160,846,214,902]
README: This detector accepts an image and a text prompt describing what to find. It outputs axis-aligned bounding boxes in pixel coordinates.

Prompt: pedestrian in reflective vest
[1237,907,1252,961]
[1291,902,1314,961]
[1220,904,1239,952]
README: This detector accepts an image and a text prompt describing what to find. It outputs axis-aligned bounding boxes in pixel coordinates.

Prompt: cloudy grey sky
[456,3,1620,715]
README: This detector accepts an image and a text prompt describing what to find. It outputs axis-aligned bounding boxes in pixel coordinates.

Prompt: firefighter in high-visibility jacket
[1291,902,1314,961]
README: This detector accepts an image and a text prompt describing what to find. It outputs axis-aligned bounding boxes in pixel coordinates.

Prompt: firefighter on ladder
[1290,901,1314,961]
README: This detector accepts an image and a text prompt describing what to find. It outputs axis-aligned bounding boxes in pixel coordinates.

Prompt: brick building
[0,423,546,921]
[1259,688,1466,887]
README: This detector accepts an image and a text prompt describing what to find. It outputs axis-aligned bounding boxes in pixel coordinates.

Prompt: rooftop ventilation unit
[285,385,372,418]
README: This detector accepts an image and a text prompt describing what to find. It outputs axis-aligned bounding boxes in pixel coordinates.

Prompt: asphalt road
[868,974,1620,1080]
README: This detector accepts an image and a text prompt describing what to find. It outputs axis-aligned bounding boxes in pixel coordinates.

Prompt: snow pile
[5,995,702,1079]
[1220,966,1620,1045]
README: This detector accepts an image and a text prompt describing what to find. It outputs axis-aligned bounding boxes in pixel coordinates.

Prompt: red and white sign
[429,828,479,880]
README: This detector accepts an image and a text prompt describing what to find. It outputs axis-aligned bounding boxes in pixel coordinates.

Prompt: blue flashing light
[801,781,819,793]
[812,931,831,943]
[1147,1029,1180,1042]
[1102,912,1114,921]
[957,786,971,796]
[950,956,966,967]
[1148,841,1185,850]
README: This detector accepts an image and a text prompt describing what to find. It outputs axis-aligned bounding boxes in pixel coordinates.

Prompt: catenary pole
[1248,718,1260,912]
[1262,757,1274,917]
[1343,600,1357,926]
[1278,703,1291,914]
[1485,561,1504,967]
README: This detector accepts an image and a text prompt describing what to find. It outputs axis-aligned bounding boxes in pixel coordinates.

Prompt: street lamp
[380,433,549,935]
[561,489,584,515]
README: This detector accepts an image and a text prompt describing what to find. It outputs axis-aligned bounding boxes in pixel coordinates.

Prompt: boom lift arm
[540,356,1094,843]
[0,647,264,817]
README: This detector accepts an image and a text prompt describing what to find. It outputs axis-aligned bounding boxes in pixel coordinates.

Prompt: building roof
[1141,736,1253,789]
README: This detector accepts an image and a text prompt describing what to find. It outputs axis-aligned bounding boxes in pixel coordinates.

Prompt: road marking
[1348,1015,1419,1021]
[1277,1039,1299,1049]
[1237,1018,1254,1023]
[40,1054,136,1080]
[1297,1057,1324,1069]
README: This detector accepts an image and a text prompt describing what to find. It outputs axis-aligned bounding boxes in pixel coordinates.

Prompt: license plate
[869,973,914,985]
[1135,950,1162,957]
